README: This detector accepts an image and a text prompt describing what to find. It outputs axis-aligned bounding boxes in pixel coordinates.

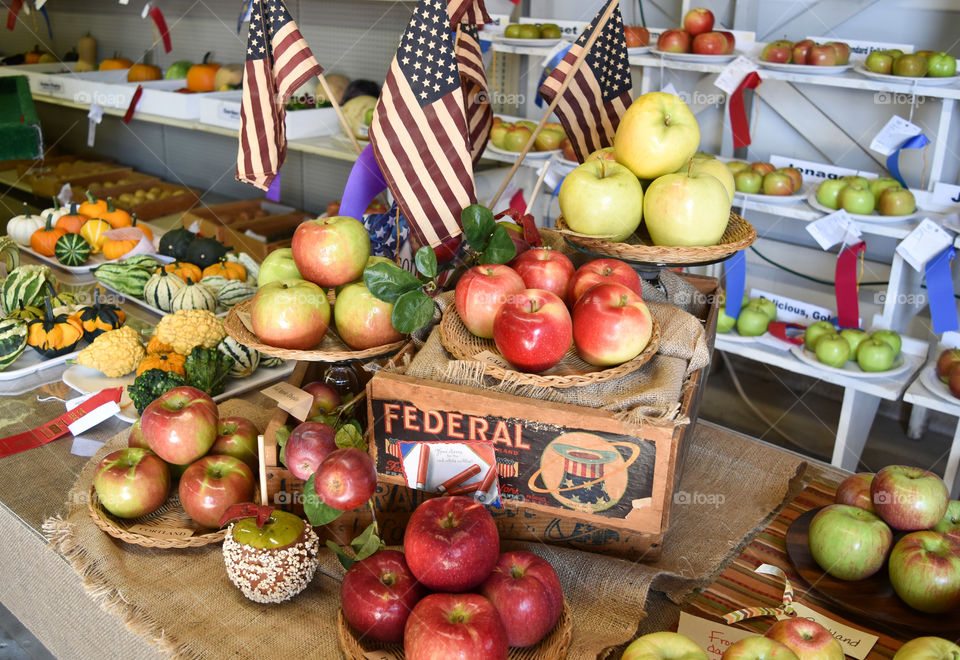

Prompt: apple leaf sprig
[324,520,385,570]
[276,393,366,466]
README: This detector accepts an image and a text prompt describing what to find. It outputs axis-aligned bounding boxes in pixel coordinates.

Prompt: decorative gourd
[228,251,260,282]
[0,236,20,276]
[184,236,228,269]
[42,197,70,223]
[55,203,86,234]
[202,259,246,281]
[26,297,85,358]
[101,233,140,261]
[164,261,203,283]
[1,264,54,315]
[158,227,195,260]
[7,204,45,246]
[127,64,162,82]
[213,64,243,91]
[101,197,133,229]
[143,270,186,312]
[94,263,152,297]
[146,335,176,354]
[216,279,256,308]
[136,352,186,377]
[29,215,66,257]
[217,336,260,378]
[186,52,220,92]
[170,280,217,312]
[78,288,125,340]
[0,318,28,371]
[76,33,97,72]
[5,305,42,322]
[80,218,112,253]
[99,56,133,71]
[78,191,108,219]
[131,215,153,241]
[54,233,92,267]
[199,275,231,293]
[258,354,286,368]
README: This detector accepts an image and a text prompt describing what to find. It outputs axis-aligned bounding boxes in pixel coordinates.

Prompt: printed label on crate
[397,440,501,506]
[217,104,241,122]
[768,155,875,181]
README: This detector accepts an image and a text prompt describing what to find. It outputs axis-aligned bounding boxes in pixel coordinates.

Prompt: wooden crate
[72,171,159,200]
[26,161,130,197]
[181,199,311,260]
[102,181,201,220]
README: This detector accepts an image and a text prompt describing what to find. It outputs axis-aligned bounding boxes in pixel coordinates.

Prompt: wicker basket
[556,211,756,265]
[224,298,407,363]
[337,599,573,659]
[438,305,661,389]
[88,486,226,548]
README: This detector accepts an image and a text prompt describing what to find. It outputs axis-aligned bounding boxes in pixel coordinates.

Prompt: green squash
[184,236,229,269]
[55,233,92,267]
[0,317,28,371]
[216,279,256,308]
[158,228,195,260]
[1,265,54,315]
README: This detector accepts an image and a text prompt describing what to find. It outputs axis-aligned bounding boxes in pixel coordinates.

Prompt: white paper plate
[854,65,960,87]
[98,282,229,318]
[488,35,564,48]
[735,188,807,206]
[486,144,561,159]
[919,364,958,405]
[627,46,651,56]
[651,49,739,63]
[756,60,852,75]
[0,349,79,381]
[805,191,921,223]
[717,329,769,343]
[789,344,911,379]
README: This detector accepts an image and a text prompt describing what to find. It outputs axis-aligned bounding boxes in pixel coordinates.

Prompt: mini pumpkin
[78,191,108,219]
[136,352,186,376]
[27,296,85,358]
[78,288,126,340]
[102,197,133,229]
[201,259,246,281]
[30,214,66,257]
[7,203,45,246]
[164,261,203,282]
[147,334,176,354]
[55,203,86,234]
[102,235,140,261]
[80,218,112,253]
[186,52,220,92]
[131,215,153,241]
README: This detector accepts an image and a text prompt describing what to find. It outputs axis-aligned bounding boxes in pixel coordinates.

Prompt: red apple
[937,348,960,382]
[792,39,814,65]
[573,282,654,366]
[692,32,728,55]
[683,8,714,36]
[718,31,736,54]
[762,40,794,63]
[657,29,692,54]
[141,386,219,465]
[127,418,147,449]
[403,495,500,592]
[765,618,844,660]
[251,278,330,350]
[291,215,370,287]
[560,137,577,162]
[404,593,507,660]
[871,465,949,531]
[888,531,960,613]
[624,26,650,48]
[723,637,800,660]
[493,288,572,373]
[341,549,425,643]
[178,455,255,528]
[567,258,643,306]
[808,44,838,66]
[454,264,526,339]
[313,447,377,511]
[511,248,575,301]
[284,421,337,480]
[333,281,405,349]
[827,41,851,65]
[835,472,876,513]
[93,448,171,518]
[750,161,776,176]
[302,381,341,417]
[779,167,803,192]
[210,417,259,471]
[480,551,563,647]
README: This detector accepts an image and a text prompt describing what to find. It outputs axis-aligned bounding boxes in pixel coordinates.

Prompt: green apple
[804,320,836,350]
[504,23,522,38]
[165,60,192,80]
[877,187,916,216]
[865,51,893,74]
[559,160,644,242]
[516,120,537,132]
[751,297,777,321]
[614,91,701,179]
[257,248,302,287]
[840,328,868,360]
[622,631,707,660]
[490,121,510,148]
[816,179,848,209]
[871,329,901,357]
[534,128,565,152]
[736,305,771,336]
[518,24,541,39]
[687,158,735,203]
[857,337,895,371]
[540,23,562,39]
[232,509,305,549]
[883,49,905,59]
[893,53,928,77]
[928,52,957,77]
[643,169,730,247]
[839,184,875,214]
[808,504,893,580]
[815,333,851,367]
[734,170,762,194]
[841,175,870,188]
[503,125,532,152]
[868,177,901,199]
[717,310,736,333]
[932,500,960,536]
[892,637,960,660]
[726,160,750,175]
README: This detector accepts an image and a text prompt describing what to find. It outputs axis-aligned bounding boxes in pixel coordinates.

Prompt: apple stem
[441,511,457,529]
[687,159,693,177]
[599,159,606,179]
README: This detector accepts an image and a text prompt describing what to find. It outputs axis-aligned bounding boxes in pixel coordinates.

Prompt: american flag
[236,0,322,190]
[538,0,632,163]
[370,0,478,248]
[457,24,491,164]
[447,0,491,26]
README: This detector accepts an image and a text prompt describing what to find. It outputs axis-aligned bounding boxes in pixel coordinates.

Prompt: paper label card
[806,210,862,250]
[788,603,878,659]
[397,441,501,506]
[896,218,954,271]
[261,382,313,422]
[714,56,758,94]
[677,612,754,660]
[932,181,960,207]
[870,116,924,157]
[768,155,867,182]
[750,288,833,324]
[805,37,913,58]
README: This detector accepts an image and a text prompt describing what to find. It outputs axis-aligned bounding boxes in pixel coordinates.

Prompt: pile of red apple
[936,347,960,398]
[455,251,654,373]
[94,386,260,527]
[340,496,564,659]
[657,8,735,56]
[811,465,960,614]
[760,39,851,66]
[726,161,803,196]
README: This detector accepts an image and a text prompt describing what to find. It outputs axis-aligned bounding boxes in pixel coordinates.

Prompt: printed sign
[768,155,874,181]
[750,288,832,324]
[397,440,501,505]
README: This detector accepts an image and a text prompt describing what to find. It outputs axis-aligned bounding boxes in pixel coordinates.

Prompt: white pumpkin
[40,198,70,223]
[7,204,45,246]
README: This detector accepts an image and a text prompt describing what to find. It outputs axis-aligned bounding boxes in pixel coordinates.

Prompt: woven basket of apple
[555,91,756,266]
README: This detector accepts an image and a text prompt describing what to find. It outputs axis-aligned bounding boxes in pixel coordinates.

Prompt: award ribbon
[722,563,796,623]
[729,71,761,149]
[6,0,23,30]
[925,245,959,334]
[767,321,805,346]
[835,241,866,329]
[123,84,144,123]
[886,133,929,189]
[724,249,747,320]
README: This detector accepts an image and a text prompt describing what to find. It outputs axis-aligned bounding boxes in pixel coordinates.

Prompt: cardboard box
[102,180,200,220]
[25,162,132,197]
[181,199,310,260]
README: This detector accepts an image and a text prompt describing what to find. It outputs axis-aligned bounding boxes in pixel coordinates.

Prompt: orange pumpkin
[102,236,139,260]
[30,215,66,257]
[24,46,45,65]
[186,53,220,92]
[131,215,153,241]
[78,191,108,218]
[100,56,133,71]
[201,259,246,281]
[101,198,133,228]
[127,63,162,82]
[55,203,86,234]
[163,261,202,282]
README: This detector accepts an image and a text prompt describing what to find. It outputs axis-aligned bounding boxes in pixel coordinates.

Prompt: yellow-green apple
[211,417,259,470]
[893,637,960,660]
[804,320,836,350]
[179,455,255,528]
[643,168,731,246]
[868,177,901,199]
[302,381,341,417]
[884,49,905,59]
[535,128,565,151]
[284,421,337,480]
[762,40,794,64]
[511,248,575,301]
[871,329,902,356]
[93,448,171,518]
[503,125,533,152]
[503,24,521,38]
[657,29,692,54]
[560,137,577,162]
[808,44,838,66]
[128,418,147,449]
[573,282,653,366]
[865,50,893,74]
[839,184,875,214]
[727,160,751,175]
[692,32,728,55]
[949,366,960,398]
[490,121,510,149]
[333,281,405,349]
[403,495,500,591]
[313,447,377,510]
[517,120,537,131]
[494,288,572,372]
[808,504,893,579]
[559,159,644,241]
[871,465,949,530]
[736,303,771,336]
[683,8,714,36]
[722,636,799,660]
[779,167,803,192]
[518,24,540,39]
[717,309,737,333]
[455,264,526,339]
[751,297,777,321]
[623,631,708,660]
[888,531,960,613]
[792,40,814,64]
[841,175,870,188]
[857,337,895,371]
[718,31,736,54]
[878,187,916,216]
[815,333,851,367]
[480,551,563,647]
[735,170,763,194]
[933,501,960,539]
[614,92,700,179]
[586,146,617,162]
[624,26,650,48]
[928,52,957,77]
[894,54,928,77]
[751,162,776,176]
[689,158,735,203]
[937,349,960,382]
[763,171,795,195]
[836,472,876,513]
[839,328,868,360]
[567,258,643,306]
[257,248,302,286]
[251,278,330,350]
[827,42,851,65]
[764,619,843,660]
[291,216,370,287]
[142,386,219,465]
[816,179,847,209]
[341,549,425,644]
[404,593,507,660]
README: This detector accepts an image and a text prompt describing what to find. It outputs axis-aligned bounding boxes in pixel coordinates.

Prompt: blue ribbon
[535,44,572,108]
[545,173,566,228]
[479,39,491,54]
[237,0,253,33]
[886,133,930,188]
[925,245,959,334]
[363,204,410,258]
[725,249,747,319]
[39,6,51,37]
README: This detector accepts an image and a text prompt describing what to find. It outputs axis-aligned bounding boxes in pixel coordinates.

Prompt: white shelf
[484,42,568,57]
[903,367,960,415]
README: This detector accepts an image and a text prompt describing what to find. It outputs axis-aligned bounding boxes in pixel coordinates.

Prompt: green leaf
[461,204,495,252]
[363,262,423,303]
[391,290,436,334]
[479,224,518,265]
[335,423,365,450]
[351,522,384,561]
[309,413,338,427]
[302,474,344,526]
[276,425,291,468]
[414,246,438,279]
[326,540,355,570]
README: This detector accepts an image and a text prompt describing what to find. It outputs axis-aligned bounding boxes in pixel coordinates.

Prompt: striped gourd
[217,336,260,378]
[1,265,54,315]
[216,279,256,308]
[258,354,285,368]
[123,255,162,271]
[0,318,28,371]
[199,275,231,294]
[143,270,186,312]
[55,233,92,267]
[0,236,20,275]
[94,263,152,297]
[170,281,217,312]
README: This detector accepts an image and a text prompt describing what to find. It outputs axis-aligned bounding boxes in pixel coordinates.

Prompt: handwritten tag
[261,382,313,421]
[807,209,862,250]
[787,603,878,659]
[932,181,960,207]
[714,56,758,94]
[87,103,104,148]
[677,612,753,660]
[896,218,954,271]
[750,288,832,324]
[870,116,924,157]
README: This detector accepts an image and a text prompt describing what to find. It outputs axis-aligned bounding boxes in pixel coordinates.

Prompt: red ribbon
[835,241,866,329]
[123,85,144,123]
[6,0,23,30]
[767,321,805,346]
[509,189,527,214]
[729,71,761,149]
[149,6,172,53]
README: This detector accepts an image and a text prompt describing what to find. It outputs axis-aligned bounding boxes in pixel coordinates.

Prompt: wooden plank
[759,0,879,43]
